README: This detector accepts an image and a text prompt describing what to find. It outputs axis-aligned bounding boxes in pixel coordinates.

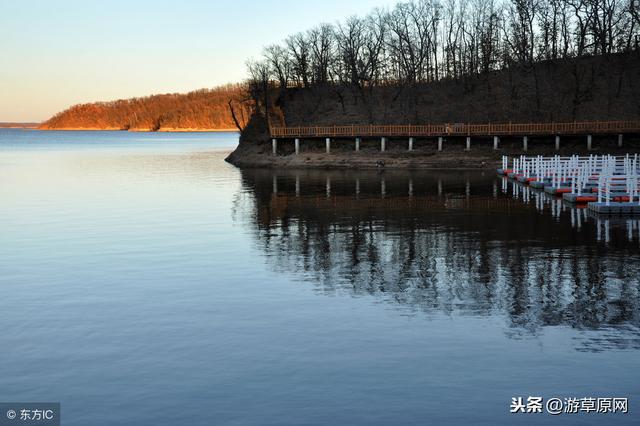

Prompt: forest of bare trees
[248,0,639,89]
[41,84,252,131]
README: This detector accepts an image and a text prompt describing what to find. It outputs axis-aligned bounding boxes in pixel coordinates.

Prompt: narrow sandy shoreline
[226,138,640,170]
[226,144,501,170]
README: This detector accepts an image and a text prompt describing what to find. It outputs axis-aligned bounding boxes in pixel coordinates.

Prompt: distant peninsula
[39,84,250,132]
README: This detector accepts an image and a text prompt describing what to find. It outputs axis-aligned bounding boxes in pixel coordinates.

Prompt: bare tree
[246,59,271,116]
[504,0,538,64]
[247,0,638,88]
[263,45,291,88]
[286,32,311,88]
[309,24,335,85]
[336,12,386,88]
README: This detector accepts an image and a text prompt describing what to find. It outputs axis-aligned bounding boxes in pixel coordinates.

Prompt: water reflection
[237,169,640,351]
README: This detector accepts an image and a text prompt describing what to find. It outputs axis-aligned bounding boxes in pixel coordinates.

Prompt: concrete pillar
[618,134,623,147]
[587,134,592,151]
[493,136,499,150]
[466,136,471,151]
[523,136,528,152]
[272,138,277,155]
[381,137,386,152]
[409,137,414,151]
[555,135,560,150]
[325,138,331,154]
[355,137,360,152]
[438,136,443,151]
[294,138,300,155]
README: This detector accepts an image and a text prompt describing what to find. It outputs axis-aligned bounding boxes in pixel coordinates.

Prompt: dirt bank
[226,134,640,170]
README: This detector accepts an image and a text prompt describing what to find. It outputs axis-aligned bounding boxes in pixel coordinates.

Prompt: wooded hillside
[40,84,251,131]
[277,52,640,126]
[240,0,640,142]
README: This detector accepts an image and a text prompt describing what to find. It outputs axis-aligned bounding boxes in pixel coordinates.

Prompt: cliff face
[40,85,250,131]
[277,53,640,128]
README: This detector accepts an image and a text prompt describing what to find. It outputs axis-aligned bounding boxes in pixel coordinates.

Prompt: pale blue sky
[0,0,395,122]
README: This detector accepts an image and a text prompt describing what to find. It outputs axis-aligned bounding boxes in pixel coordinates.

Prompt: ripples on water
[1,129,639,425]
[241,169,640,349]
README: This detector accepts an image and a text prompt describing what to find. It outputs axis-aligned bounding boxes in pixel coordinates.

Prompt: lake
[1,129,638,425]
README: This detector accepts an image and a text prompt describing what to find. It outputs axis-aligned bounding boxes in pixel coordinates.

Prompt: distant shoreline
[37,127,238,132]
[0,123,40,129]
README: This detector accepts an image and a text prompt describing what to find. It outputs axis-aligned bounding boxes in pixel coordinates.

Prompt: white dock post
[325,138,331,154]
[523,136,528,152]
[272,138,277,155]
[555,135,560,151]
[294,138,300,155]
[409,137,414,151]
[587,134,592,151]
[438,136,443,151]
[355,137,360,152]
[381,137,386,152]
[618,134,623,147]
[493,136,499,150]
[466,136,471,151]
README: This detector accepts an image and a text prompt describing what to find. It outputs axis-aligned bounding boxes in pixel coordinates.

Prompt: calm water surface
[1,129,639,425]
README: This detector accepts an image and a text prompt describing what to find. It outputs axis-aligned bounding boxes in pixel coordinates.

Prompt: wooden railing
[270,121,640,138]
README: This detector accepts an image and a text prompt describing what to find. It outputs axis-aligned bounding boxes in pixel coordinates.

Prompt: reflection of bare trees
[237,168,640,351]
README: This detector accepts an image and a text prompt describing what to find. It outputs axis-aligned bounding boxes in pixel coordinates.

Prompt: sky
[0,0,396,122]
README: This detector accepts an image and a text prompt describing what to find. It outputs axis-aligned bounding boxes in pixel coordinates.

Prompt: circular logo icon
[6,409,17,420]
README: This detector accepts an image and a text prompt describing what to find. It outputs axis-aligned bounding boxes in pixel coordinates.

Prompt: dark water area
[1,129,638,425]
